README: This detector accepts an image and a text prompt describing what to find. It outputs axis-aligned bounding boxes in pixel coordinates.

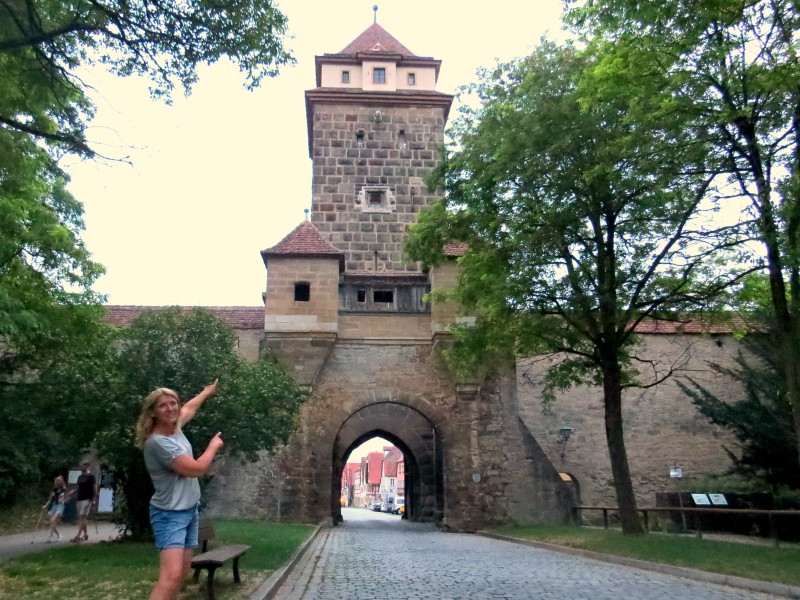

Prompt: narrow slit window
[295,282,310,302]
[355,130,365,148]
[407,72,416,86]
[342,70,350,84]
[357,289,366,303]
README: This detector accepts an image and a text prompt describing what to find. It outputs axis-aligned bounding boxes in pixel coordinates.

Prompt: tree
[0,304,114,505]
[406,41,747,534]
[564,0,800,484]
[18,308,305,537]
[680,340,800,492]
[0,0,293,373]
[95,308,306,538]
[0,0,294,157]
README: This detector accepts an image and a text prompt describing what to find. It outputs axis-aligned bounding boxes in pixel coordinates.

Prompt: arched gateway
[332,401,444,523]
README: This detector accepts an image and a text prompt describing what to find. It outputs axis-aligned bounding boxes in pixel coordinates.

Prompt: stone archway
[331,402,443,524]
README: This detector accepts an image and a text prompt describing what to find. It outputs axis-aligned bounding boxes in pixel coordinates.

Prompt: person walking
[44,475,67,542]
[71,463,98,542]
[134,380,224,600]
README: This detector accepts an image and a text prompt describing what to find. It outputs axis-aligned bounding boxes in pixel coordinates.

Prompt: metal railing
[572,505,800,547]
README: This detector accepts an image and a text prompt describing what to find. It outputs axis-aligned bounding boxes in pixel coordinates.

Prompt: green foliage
[492,524,800,586]
[0,519,314,598]
[2,307,306,535]
[0,0,294,156]
[93,308,306,537]
[0,305,111,505]
[564,0,800,464]
[407,37,750,535]
[680,339,799,490]
[408,39,742,395]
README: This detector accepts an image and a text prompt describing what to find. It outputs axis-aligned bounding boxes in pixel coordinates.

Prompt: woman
[134,380,224,600]
[44,474,67,542]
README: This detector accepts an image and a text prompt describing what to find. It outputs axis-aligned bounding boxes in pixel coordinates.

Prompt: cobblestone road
[271,508,780,600]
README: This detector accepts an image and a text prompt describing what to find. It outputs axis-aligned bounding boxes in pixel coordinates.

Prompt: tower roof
[339,23,416,57]
[261,221,345,270]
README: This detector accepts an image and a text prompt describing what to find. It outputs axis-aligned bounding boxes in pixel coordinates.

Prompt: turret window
[295,282,310,302]
[342,70,350,84]
[373,68,386,84]
[408,73,416,86]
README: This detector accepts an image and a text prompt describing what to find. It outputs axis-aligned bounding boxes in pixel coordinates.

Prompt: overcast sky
[64,0,567,306]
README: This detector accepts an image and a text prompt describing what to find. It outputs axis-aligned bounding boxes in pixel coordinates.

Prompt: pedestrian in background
[45,475,67,542]
[71,462,98,542]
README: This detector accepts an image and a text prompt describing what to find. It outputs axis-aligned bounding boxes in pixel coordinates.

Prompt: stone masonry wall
[205,338,569,530]
[309,104,445,272]
[517,333,744,512]
[264,257,340,330]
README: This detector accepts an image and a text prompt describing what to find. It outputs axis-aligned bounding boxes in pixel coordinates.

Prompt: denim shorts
[48,503,64,517]
[149,504,199,550]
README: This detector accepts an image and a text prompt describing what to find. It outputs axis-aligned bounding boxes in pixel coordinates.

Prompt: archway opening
[332,402,443,525]
[338,432,412,520]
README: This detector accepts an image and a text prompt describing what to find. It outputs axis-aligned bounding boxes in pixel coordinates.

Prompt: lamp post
[557,425,574,459]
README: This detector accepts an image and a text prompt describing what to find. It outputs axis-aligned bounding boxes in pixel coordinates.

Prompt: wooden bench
[191,519,251,600]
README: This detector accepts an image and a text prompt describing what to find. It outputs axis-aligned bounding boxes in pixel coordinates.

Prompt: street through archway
[271,508,780,599]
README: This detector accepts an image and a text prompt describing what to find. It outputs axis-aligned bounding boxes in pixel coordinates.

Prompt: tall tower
[305,20,453,272]
[250,17,568,529]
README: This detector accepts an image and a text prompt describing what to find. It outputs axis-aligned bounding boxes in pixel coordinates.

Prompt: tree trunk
[603,358,645,535]
[778,332,800,468]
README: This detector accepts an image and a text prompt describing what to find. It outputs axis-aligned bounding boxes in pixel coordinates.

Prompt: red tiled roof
[631,315,750,334]
[340,23,415,57]
[443,242,468,257]
[261,221,345,270]
[103,305,263,329]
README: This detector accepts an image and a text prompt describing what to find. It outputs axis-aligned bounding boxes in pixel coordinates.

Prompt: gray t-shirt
[143,432,201,511]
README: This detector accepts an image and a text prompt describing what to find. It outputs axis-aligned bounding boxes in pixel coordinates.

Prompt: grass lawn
[491,524,800,587]
[0,519,314,600]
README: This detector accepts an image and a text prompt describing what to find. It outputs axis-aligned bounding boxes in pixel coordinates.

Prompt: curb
[477,531,800,599]
[249,524,322,600]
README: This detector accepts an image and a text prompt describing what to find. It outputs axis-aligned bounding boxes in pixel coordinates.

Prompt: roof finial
[373,4,378,24]
[304,207,310,221]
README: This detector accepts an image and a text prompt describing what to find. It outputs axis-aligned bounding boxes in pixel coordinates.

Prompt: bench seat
[191,539,251,600]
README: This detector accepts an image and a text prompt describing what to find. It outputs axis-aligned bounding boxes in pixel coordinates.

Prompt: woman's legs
[148,548,188,600]
[148,505,198,599]
[48,513,61,540]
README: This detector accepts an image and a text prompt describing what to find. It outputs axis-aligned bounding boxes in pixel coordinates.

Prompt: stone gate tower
[207,19,571,530]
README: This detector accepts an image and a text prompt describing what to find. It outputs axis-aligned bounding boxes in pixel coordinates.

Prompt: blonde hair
[134,388,181,449]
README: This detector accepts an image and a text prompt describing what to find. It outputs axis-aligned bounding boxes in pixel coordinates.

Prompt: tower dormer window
[342,70,350,84]
[373,67,386,84]
[408,73,416,86]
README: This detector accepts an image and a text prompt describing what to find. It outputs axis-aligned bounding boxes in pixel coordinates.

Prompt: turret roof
[260,221,345,270]
[339,23,416,57]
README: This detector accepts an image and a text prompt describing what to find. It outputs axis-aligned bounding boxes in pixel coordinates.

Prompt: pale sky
[63,0,567,306]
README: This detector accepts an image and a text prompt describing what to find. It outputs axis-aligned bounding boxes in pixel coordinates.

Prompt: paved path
[270,508,784,600]
[0,521,120,563]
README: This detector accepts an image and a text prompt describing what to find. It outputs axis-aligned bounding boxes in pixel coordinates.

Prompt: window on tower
[342,70,350,84]
[408,72,416,86]
[373,67,386,84]
[295,282,310,302]
[357,186,395,213]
